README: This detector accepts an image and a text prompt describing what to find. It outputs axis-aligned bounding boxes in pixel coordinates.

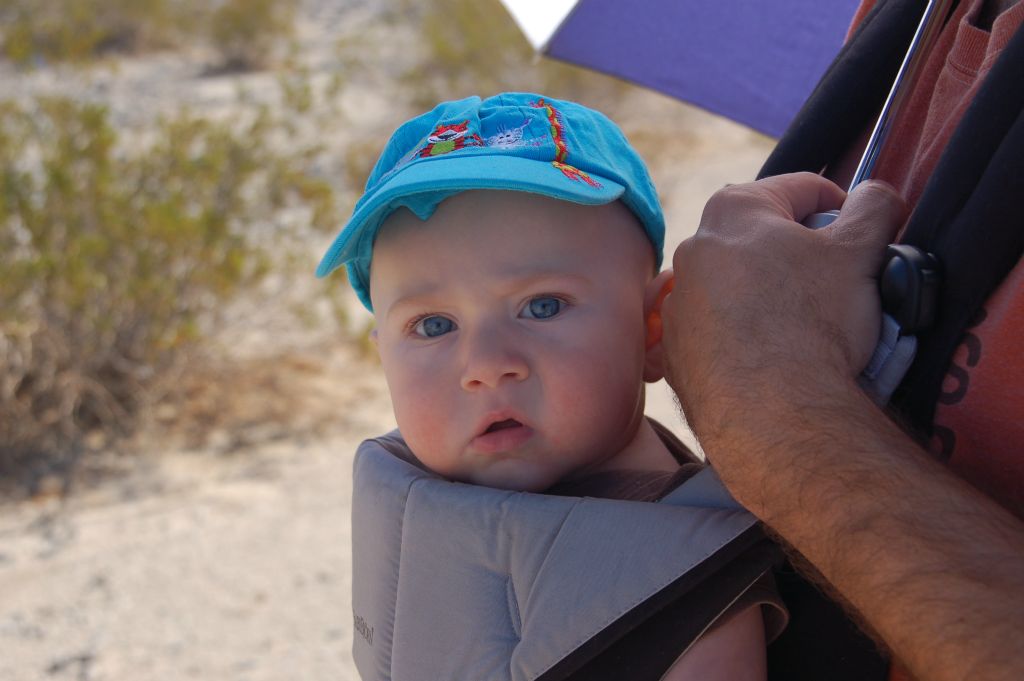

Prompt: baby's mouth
[473,411,536,454]
[472,416,533,454]
[471,411,536,454]
[485,419,522,434]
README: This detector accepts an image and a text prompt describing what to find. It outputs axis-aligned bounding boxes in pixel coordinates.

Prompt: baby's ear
[643,270,674,382]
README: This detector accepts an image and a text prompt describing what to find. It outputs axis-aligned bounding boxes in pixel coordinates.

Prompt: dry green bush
[0,0,298,70]
[0,0,181,63]
[0,97,336,487]
[210,0,297,72]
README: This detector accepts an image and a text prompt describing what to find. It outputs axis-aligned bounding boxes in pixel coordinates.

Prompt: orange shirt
[845,3,1024,679]
[864,0,1024,516]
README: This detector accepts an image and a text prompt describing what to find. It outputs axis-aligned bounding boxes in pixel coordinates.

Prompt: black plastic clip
[880,245,942,335]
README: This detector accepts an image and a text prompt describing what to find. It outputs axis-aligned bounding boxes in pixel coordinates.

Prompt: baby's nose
[460,334,529,391]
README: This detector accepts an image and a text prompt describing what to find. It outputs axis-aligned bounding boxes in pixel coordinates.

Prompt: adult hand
[661,172,1024,681]
[662,173,906,455]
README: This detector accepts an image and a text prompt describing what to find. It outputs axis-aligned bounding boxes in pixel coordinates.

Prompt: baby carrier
[351,431,784,681]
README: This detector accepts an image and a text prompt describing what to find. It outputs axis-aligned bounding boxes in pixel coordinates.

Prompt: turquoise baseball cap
[316,92,665,310]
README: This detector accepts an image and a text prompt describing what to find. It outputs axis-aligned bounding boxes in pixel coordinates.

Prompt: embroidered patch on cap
[485,120,533,149]
[418,121,484,157]
[532,99,602,188]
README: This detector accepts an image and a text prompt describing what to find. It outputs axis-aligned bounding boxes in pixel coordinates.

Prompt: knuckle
[851,183,891,210]
[706,182,754,209]
[792,170,822,183]
[855,180,906,214]
[671,236,698,267]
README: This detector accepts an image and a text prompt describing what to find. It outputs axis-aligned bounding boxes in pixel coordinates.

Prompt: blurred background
[0,0,775,679]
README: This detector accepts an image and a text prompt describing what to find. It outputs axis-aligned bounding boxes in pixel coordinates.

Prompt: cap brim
[315,153,625,280]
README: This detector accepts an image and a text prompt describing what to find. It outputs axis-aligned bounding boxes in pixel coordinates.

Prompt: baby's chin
[404,437,569,493]
[458,459,564,494]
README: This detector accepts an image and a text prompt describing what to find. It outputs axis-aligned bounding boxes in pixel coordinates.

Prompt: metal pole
[848,0,956,189]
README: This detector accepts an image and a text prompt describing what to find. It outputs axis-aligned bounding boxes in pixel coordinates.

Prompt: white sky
[498,0,580,51]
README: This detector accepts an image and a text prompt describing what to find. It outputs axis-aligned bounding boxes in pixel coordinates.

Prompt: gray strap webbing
[859,313,917,405]
[659,466,742,510]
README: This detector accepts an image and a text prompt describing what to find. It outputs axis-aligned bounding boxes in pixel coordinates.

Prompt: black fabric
[755,1,1024,679]
[759,0,927,180]
[544,530,780,681]
[766,561,888,681]
[761,0,1024,434]
[891,24,1024,432]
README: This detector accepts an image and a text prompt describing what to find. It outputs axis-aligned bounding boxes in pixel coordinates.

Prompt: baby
[318,93,784,680]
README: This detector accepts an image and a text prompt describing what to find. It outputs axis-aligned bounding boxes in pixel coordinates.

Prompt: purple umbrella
[500,0,862,137]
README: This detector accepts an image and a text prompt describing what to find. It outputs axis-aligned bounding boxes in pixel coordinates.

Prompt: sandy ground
[1,437,372,681]
[0,343,396,681]
[0,1,775,678]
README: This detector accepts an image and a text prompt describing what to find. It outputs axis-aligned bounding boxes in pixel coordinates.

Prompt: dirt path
[0,353,394,681]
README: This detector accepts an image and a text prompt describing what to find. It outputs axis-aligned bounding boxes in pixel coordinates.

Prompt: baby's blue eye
[522,296,563,320]
[414,315,456,338]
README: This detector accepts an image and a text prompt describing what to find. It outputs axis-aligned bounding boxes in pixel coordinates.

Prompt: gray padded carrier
[352,431,769,681]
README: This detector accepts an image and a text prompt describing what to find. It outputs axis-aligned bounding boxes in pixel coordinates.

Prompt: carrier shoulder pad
[351,431,760,681]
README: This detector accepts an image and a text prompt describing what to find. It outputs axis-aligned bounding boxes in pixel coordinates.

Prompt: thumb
[829,180,909,251]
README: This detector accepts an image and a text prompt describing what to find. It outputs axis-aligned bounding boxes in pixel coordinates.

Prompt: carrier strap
[559,535,778,681]
[890,22,1024,432]
[764,0,1024,434]
[860,313,918,405]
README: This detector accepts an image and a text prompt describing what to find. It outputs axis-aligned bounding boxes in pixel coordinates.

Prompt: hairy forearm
[696,376,1024,681]
[663,175,1024,679]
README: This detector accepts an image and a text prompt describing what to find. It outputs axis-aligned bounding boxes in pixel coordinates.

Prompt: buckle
[880,244,941,334]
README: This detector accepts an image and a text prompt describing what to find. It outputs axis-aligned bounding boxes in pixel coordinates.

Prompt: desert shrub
[0,97,336,479]
[209,0,298,72]
[0,0,298,70]
[0,0,186,63]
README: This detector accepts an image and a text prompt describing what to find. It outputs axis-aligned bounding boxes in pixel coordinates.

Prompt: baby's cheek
[544,363,609,431]
[391,388,459,473]
[391,388,436,439]
[552,350,642,438]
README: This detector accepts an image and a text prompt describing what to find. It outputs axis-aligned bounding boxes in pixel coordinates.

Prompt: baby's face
[370,190,656,492]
